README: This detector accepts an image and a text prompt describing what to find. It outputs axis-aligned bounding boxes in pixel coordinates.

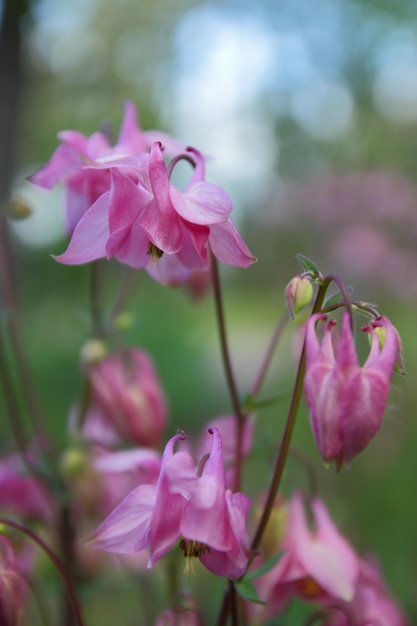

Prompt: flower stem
[0,518,86,626]
[209,252,245,492]
[249,284,329,554]
[250,312,288,398]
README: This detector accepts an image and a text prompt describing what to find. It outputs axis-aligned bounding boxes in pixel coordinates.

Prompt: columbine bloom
[54,142,255,285]
[80,348,168,448]
[29,101,184,233]
[87,428,251,579]
[304,313,398,467]
[251,493,358,622]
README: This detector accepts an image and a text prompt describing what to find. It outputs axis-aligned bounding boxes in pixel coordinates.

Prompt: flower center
[179,539,211,574]
[147,242,164,260]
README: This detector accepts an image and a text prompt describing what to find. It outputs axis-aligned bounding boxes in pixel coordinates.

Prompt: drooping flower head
[86,428,251,579]
[53,142,255,285]
[80,348,168,448]
[250,493,359,622]
[304,312,398,468]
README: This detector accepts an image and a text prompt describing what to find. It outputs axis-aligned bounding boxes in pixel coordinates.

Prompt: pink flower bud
[304,313,398,468]
[86,349,168,448]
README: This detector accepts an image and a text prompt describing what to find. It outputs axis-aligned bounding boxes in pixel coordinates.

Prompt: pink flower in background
[322,556,408,626]
[0,538,26,626]
[0,452,55,523]
[251,493,358,622]
[87,429,251,578]
[304,313,397,468]
[55,142,255,285]
[83,349,167,448]
[29,101,184,232]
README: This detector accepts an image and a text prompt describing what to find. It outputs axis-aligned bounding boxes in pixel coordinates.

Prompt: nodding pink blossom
[54,142,255,285]
[322,556,409,626]
[0,452,55,523]
[304,313,398,468]
[86,429,251,579]
[82,349,168,448]
[250,493,358,622]
[0,537,26,626]
[29,101,184,233]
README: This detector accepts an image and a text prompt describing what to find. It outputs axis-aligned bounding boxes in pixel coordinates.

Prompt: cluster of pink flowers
[30,101,255,285]
[0,101,408,625]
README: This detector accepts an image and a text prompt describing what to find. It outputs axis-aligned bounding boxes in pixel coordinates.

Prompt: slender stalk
[209,252,244,492]
[0,215,48,439]
[0,518,86,626]
[250,312,288,398]
[249,283,329,555]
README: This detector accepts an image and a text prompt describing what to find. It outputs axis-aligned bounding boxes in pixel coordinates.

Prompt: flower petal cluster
[30,102,255,285]
[86,428,251,579]
[304,313,398,467]
[82,348,167,448]
[29,101,184,233]
[251,493,358,622]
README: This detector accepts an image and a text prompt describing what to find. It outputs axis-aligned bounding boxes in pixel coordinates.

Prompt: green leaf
[295,253,320,276]
[242,393,290,412]
[244,552,284,583]
[235,581,266,605]
[323,286,353,308]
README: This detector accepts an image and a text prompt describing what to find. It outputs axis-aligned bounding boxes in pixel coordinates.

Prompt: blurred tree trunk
[0,0,29,205]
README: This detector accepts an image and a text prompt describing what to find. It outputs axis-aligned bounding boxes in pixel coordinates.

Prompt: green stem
[249,283,329,555]
[250,312,288,398]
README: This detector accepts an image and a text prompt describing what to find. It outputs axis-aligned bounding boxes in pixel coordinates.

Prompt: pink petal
[86,484,156,553]
[209,219,256,268]
[53,192,110,265]
[29,144,81,189]
[170,182,232,225]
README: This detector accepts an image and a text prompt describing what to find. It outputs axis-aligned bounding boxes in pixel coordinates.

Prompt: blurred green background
[1,0,417,623]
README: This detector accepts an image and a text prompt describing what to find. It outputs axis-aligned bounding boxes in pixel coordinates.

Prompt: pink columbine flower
[251,493,358,622]
[81,349,168,448]
[54,142,255,285]
[322,556,409,626]
[29,101,184,233]
[304,313,398,468]
[86,428,251,579]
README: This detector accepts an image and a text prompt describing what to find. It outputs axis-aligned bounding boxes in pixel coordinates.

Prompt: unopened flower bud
[7,196,32,220]
[113,312,135,331]
[80,339,108,366]
[285,275,313,319]
[60,447,88,478]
